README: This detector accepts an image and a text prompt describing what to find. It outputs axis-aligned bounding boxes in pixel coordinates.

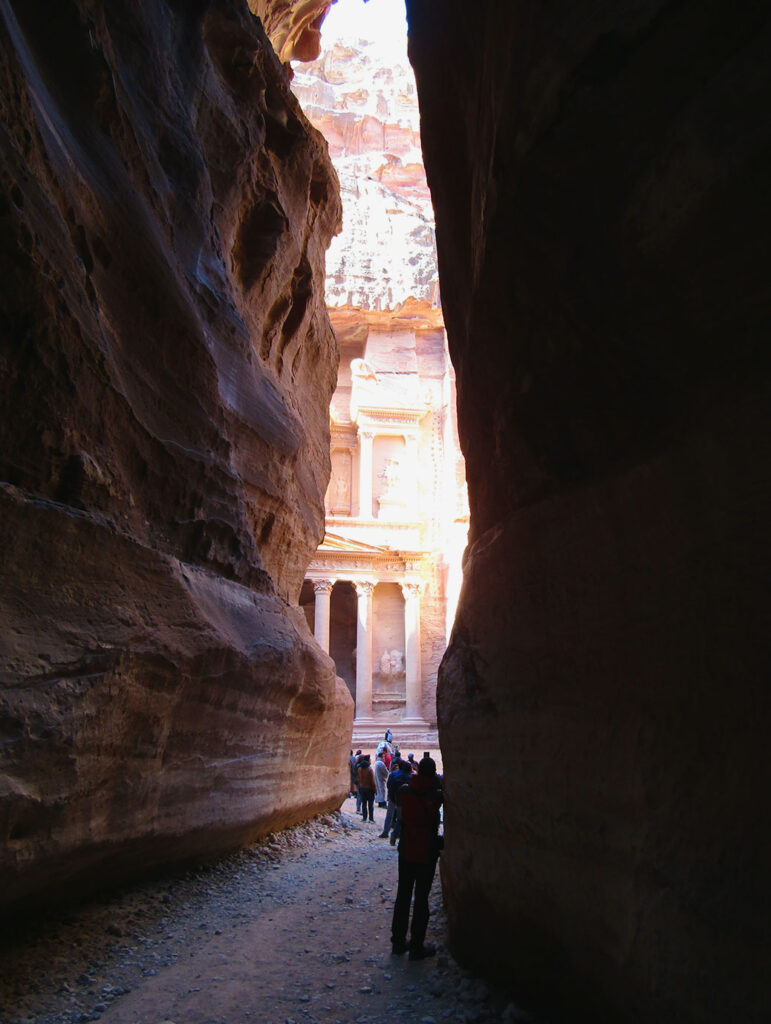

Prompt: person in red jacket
[390,756,443,959]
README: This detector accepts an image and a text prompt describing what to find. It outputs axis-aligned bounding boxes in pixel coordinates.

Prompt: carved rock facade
[292,14,467,734]
[407,0,771,1021]
[0,0,351,909]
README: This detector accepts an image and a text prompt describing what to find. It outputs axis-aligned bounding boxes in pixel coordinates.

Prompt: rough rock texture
[249,0,331,63]
[407,1,771,1021]
[0,0,352,910]
[292,29,440,314]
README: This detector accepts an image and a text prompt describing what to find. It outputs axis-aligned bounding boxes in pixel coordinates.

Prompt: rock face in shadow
[0,0,351,909]
[407,1,771,1021]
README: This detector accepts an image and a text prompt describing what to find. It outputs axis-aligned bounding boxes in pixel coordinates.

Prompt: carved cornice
[356,407,425,428]
[324,516,421,530]
[330,423,358,449]
[308,549,430,576]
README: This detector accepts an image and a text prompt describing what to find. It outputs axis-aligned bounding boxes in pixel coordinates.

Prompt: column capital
[359,428,376,442]
[400,580,424,600]
[354,579,377,598]
[312,578,335,595]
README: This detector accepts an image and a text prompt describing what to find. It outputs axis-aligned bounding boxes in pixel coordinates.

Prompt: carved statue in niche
[329,449,351,514]
[380,649,392,679]
[390,649,405,677]
[378,457,402,497]
[350,357,377,381]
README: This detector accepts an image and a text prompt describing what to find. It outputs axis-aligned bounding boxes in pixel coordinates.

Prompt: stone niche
[372,583,406,713]
[407,1,771,1022]
[0,0,352,911]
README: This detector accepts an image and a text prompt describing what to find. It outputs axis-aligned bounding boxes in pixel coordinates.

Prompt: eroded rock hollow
[0,0,352,909]
[407,1,770,1021]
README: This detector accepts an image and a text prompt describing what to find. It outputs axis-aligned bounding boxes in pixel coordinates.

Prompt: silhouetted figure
[357,754,376,822]
[391,756,443,959]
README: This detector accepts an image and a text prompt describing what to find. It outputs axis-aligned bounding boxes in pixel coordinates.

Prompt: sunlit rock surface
[407,0,771,1021]
[0,0,351,909]
[249,0,332,62]
[292,32,440,314]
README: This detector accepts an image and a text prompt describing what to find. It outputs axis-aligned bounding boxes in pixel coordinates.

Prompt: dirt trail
[1,800,539,1024]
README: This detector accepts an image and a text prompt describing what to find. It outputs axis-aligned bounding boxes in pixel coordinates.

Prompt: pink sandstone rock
[0,0,351,909]
[249,0,332,62]
[292,29,440,317]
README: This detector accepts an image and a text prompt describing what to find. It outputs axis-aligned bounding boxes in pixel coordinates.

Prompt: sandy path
[1,801,537,1024]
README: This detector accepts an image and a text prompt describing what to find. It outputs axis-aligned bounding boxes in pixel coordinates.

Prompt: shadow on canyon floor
[0,802,542,1024]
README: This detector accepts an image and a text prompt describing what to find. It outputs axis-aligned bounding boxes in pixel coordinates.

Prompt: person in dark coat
[357,754,376,822]
[391,756,443,959]
[350,749,362,810]
[380,757,411,840]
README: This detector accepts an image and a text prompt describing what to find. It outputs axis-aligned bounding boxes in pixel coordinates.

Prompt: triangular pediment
[319,531,391,554]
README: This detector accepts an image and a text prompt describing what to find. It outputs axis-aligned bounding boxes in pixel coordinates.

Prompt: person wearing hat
[391,756,443,959]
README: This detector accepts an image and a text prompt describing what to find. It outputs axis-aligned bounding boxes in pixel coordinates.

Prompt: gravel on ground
[0,799,543,1024]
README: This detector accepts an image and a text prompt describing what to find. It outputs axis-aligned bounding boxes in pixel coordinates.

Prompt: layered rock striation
[292,27,441,317]
[407,0,771,1021]
[249,0,331,63]
[0,0,351,909]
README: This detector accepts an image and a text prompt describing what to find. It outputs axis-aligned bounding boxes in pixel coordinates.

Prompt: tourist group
[349,731,444,960]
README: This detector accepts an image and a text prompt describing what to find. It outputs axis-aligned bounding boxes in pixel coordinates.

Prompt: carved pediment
[319,532,389,554]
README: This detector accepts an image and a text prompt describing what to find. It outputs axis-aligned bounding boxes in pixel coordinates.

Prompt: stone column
[358,429,374,519]
[405,432,419,517]
[354,580,377,724]
[402,581,428,725]
[313,579,334,653]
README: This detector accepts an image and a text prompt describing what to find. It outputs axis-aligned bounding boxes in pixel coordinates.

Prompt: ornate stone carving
[390,649,405,676]
[379,457,402,496]
[313,578,334,595]
[354,579,376,598]
[351,358,377,381]
[328,449,351,514]
[379,649,392,678]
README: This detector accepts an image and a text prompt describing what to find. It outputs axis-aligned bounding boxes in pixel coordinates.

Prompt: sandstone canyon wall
[407,1,771,1021]
[292,29,440,315]
[0,0,352,911]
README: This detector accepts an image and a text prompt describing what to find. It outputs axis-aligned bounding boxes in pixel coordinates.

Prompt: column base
[353,714,378,727]
[401,716,431,729]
